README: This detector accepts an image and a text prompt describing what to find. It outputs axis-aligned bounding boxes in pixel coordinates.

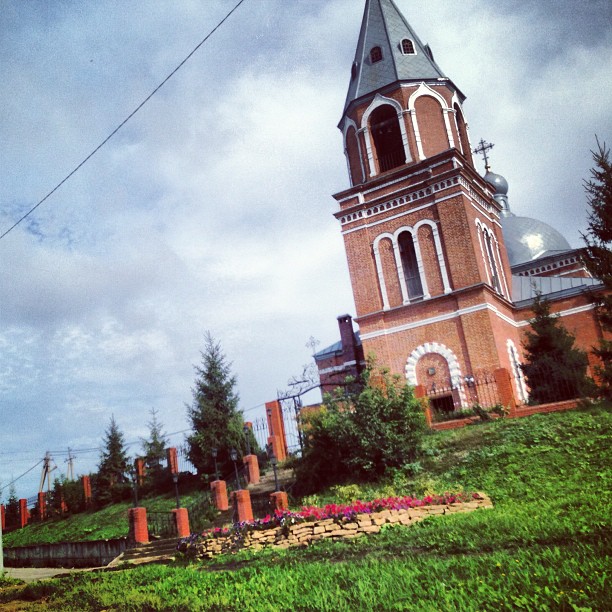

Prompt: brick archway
[405,342,462,386]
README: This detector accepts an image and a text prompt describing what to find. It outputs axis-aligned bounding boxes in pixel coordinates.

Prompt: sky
[1,0,611,500]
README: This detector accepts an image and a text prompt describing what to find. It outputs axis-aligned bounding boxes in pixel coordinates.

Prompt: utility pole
[65,448,75,481]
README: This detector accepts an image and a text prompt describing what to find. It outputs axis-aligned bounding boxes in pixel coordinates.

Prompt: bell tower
[334,0,523,399]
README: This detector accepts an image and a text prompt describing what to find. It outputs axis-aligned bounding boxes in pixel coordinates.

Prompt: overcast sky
[1,0,610,500]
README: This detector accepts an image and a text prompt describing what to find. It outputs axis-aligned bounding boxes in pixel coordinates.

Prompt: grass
[2,404,610,610]
[3,489,213,547]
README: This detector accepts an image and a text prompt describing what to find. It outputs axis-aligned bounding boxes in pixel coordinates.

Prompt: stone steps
[108,537,179,567]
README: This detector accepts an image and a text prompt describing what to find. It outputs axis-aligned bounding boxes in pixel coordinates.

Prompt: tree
[295,360,427,494]
[521,293,593,404]
[581,138,612,399]
[140,408,168,487]
[186,333,245,479]
[4,482,19,529]
[96,415,131,505]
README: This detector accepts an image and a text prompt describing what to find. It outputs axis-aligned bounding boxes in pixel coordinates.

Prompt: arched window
[401,39,415,55]
[370,105,404,172]
[398,232,424,300]
[370,46,383,63]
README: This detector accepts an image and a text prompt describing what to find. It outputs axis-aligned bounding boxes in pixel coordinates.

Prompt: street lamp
[211,447,219,481]
[243,425,252,456]
[172,472,180,509]
[230,448,241,490]
[269,452,279,492]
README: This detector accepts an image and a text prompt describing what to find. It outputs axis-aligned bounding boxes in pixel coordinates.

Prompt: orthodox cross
[473,138,494,171]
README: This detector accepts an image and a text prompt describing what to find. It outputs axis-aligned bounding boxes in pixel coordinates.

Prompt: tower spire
[344,0,449,115]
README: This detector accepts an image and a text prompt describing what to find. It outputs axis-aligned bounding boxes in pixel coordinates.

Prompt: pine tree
[186,333,245,479]
[581,138,612,399]
[521,293,592,403]
[5,482,19,529]
[96,415,130,504]
[140,408,168,487]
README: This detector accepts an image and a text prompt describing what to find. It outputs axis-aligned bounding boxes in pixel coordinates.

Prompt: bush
[295,360,426,494]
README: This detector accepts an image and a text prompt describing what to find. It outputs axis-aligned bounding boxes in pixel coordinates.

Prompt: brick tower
[334,0,524,408]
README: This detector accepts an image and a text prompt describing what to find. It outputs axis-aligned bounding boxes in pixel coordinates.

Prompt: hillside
[2,404,610,610]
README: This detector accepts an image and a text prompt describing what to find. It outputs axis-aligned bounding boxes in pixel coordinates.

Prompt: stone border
[183,494,493,559]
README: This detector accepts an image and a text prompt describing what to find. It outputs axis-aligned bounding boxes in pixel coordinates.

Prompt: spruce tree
[96,415,130,504]
[186,333,245,479]
[5,482,19,529]
[521,293,592,403]
[581,138,612,399]
[140,408,168,487]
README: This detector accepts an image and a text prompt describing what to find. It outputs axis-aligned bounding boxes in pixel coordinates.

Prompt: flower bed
[178,492,491,559]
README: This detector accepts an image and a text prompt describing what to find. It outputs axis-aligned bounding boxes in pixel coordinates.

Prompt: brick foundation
[233,490,254,523]
[270,491,289,511]
[243,455,260,485]
[172,508,190,538]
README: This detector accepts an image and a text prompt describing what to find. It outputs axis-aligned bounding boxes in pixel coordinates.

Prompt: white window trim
[506,339,528,403]
[342,118,365,186]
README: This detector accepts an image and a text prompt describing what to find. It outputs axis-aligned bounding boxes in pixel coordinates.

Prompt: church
[314,0,606,410]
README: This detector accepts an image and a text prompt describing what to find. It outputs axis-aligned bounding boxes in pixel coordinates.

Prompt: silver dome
[501,215,572,266]
[484,171,509,195]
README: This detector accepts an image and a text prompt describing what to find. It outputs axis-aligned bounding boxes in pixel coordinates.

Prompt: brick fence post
[128,507,149,544]
[37,492,46,521]
[414,384,432,427]
[172,508,191,538]
[270,491,289,511]
[1,504,5,531]
[82,475,92,507]
[135,458,146,486]
[243,454,260,485]
[233,490,254,523]
[265,401,287,461]
[494,367,517,417]
[166,447,179,475]
[18,499,28,528]
[210,480,229,511]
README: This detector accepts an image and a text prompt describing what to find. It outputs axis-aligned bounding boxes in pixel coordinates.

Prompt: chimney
[337,314,356,361]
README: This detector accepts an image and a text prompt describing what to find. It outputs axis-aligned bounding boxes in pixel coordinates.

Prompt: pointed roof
[344,0,449,114]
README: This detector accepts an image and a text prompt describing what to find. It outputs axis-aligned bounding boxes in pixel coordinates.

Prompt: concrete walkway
[4,566,101,584]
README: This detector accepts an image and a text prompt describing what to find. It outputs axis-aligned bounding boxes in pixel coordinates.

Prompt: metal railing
[147,511,177,539]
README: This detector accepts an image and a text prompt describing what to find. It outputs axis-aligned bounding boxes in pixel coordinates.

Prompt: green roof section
[344,0,448,114]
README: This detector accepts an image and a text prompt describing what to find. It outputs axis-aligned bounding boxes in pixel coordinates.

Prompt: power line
[0,460,44,493]
[0,0,248,243]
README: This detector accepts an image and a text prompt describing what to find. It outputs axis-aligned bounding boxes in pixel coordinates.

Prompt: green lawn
[2,404,610,610]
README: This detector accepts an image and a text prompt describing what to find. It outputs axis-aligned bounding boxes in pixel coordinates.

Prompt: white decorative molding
[408,83,452,160]
[342,118,365,187]
[372,233,394,311]
[506,339,528,403]
[414,219,452,294]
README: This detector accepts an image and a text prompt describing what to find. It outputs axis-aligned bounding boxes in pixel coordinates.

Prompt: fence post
[82,475,92,507]
[37,492,46,521]
[210,480,229,511]
[128,507,149,545]
[18,499,28,528]
[265,400,287,461]
[135,458,146,486]
[171,508,191,538]
[269,491,289,511]
[233,490,254,523]
[1,504,5,531]
[494,367,517,416]
[166,447,179,475]
[243,454,260,485]
[414,385,432,427]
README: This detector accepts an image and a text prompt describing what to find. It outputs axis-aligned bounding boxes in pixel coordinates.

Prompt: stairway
[107,537,179,567]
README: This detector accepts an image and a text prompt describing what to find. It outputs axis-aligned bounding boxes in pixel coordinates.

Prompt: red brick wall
[414,95,448,158]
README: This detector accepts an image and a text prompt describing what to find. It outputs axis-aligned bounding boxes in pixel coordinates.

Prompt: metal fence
[147,511,177,539]
[424,373,502,415]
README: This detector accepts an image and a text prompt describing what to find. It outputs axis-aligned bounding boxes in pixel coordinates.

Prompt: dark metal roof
[314,332,362,361]
[343,0,448,114]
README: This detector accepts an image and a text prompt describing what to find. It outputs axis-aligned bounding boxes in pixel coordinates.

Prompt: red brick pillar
[233,490,253,523]
[82,475,92,507]
[128,507,149,544]
[172,508,191,538]
[18,499,28,528]
[37,492,46,521]
[135,458,146,486]
[414,385,432,427]
[1,504,5,531]
[243,454,260,485]
[210,480,229,511]
[265,401,287,461]
[494,367,517,417]
[270,491,289,511]
[166,447,179,475]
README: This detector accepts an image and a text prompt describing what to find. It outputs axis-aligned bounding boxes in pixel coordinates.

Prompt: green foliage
[186,332,245,480]
[521,293,593,403]
[140,408,169,490]
[581,138,612,399]
[2,406,610,610]
[4,482,19,530]
[48,476,86,516]
[95,416,131,506]
[296,361,426,493]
